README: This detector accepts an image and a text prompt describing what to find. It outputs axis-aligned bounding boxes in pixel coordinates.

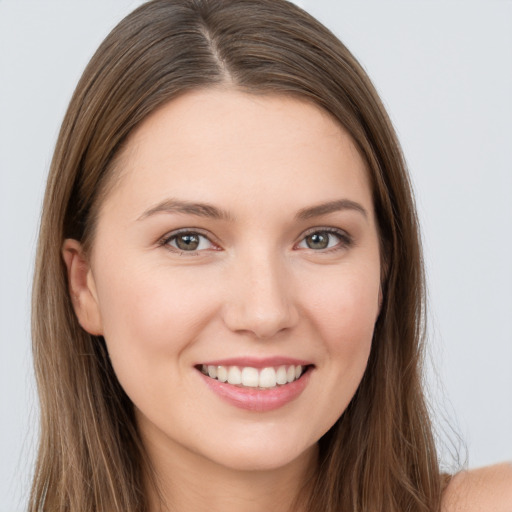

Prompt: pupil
[176,234,199,251]
[307,232,329,249]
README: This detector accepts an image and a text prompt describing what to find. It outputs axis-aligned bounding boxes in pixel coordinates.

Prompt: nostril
[221,268,299,338]
[222,304,299,340]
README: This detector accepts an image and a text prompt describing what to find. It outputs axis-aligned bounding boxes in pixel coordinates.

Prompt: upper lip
[197,357,313,368]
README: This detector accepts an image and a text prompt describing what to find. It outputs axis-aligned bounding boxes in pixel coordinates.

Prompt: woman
[29,0,511,511]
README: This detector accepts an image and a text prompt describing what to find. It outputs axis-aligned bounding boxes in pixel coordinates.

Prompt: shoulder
[442,462,512,512]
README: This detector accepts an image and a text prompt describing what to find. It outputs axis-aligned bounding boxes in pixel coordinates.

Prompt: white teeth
[200,364,306,388]
[227,366,242,385]
[259,367,277,388]
[276,365,287,385]
[241,367,259,387]
[217,366,228,382]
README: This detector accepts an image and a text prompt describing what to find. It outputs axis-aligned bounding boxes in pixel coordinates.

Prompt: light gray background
[1,1,511,510]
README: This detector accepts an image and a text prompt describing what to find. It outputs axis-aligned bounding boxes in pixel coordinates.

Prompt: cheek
[288,265,380,438]
[299,262,379,408]
[93,261,221,376]
[303,266,380,351]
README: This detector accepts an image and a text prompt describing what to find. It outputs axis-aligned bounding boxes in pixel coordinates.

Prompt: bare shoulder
[442,462,512,512]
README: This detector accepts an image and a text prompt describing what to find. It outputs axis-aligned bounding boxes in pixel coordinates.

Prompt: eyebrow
[137,198,368,222]
[137,199,234,221]
[295,199,368,221]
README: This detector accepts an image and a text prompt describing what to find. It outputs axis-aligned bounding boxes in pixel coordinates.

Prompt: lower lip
[198,368,312,412]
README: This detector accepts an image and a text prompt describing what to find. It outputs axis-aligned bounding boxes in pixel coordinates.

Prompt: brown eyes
[300,231,342,250]
[162,228,351,254]
[166,232,215,252]
[174,233,200,251]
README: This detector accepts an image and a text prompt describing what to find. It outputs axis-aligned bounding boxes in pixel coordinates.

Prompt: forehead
[101,88,373,222]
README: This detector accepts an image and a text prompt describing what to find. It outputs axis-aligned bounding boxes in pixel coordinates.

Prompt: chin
[197,433,318,473]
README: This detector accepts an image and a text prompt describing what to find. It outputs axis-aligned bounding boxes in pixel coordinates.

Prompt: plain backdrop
[1,1,511,510]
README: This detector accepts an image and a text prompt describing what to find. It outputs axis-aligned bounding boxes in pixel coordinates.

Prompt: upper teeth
[200,364,304,388]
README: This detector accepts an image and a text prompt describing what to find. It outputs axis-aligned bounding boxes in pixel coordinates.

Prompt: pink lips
[196,357,313,412]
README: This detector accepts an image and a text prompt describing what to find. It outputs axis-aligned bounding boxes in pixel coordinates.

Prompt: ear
[62,239,104,335]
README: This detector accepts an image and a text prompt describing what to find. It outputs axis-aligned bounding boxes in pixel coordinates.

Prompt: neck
[141,427,318,512]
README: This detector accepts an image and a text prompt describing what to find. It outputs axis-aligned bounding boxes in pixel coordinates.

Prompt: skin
[442,463,512,512]
[62,89,512,511]
[64,89,381,511]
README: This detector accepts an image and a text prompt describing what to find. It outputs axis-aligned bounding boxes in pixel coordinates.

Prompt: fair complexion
[62,89,382,511]
[442,463,512,512]
[62,89,512,511]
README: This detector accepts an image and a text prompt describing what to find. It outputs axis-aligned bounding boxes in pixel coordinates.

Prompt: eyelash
[297,227,353,253]
[158,227,353,255]
[158,228,218,256]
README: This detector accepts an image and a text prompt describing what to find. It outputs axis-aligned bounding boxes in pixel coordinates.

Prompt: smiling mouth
[197,364,311,389]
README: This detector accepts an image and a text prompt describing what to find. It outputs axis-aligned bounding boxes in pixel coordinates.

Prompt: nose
[222,251,299,339]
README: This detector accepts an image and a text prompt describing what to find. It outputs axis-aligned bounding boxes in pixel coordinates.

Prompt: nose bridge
[223,246,298,339]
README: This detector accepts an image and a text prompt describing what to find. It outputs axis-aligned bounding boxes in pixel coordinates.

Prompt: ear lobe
[62,239,104,335]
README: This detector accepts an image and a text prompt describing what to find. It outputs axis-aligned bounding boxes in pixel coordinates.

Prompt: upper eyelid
[301,226,348,235]
[161,227,214,241]
[298,226,352,241]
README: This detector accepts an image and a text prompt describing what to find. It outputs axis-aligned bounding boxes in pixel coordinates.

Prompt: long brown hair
[30,0,443,510]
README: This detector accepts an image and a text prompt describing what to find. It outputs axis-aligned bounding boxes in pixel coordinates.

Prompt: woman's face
[68,89,381,472]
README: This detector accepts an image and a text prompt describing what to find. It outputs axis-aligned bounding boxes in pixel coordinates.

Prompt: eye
[162,231,215,252]
[296,229,351,251]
